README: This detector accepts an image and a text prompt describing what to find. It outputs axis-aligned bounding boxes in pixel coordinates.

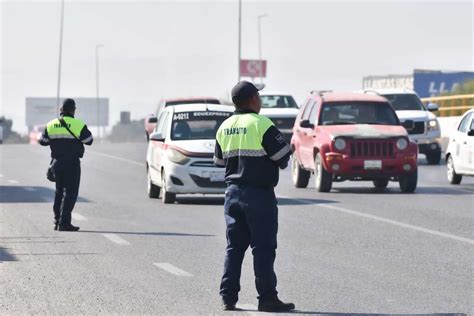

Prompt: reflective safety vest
[216,113,273,159]
[46,116,85,140]
[215,110,291,188]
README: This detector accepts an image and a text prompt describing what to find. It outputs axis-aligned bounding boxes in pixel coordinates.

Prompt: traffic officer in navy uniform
[40,98,93,231]
[214,81,295,312]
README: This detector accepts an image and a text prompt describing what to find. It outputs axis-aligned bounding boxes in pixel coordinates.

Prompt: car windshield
[260,95,298,108]
[320,101,399,126]
[382,94,425,111]
[171,111,231,140]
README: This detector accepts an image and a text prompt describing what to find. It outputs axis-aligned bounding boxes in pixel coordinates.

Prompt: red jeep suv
[291,91,418,193]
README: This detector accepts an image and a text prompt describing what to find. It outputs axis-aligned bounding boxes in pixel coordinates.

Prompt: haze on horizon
[1,0,473,134]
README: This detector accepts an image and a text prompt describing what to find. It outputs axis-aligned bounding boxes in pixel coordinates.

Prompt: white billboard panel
[26,97,109,127]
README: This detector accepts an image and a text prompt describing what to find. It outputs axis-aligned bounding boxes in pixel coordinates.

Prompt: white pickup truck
[364,89,442,165]
[259,91,299,143]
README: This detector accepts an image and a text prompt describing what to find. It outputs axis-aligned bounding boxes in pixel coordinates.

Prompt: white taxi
[146,103,233,203]
[446,109,474,184]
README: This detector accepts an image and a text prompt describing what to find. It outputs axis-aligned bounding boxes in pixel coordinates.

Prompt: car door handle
[464,141,468,144]
[303,132,307,136]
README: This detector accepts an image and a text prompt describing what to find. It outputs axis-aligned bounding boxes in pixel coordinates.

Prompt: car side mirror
[300,120,314,129]
[148,117,158,123]
[426,103,439,112]
[468,129,474,136]
[402,119,415,131]
[149,132,165,142]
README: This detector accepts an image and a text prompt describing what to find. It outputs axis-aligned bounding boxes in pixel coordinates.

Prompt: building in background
[25,97,109,134]
[363,69,474,98]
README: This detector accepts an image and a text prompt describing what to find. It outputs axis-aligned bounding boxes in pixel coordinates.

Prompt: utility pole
[238,0,242,82]
[56,0,65,114]
[96,44,103,140]
[257,13,268,86]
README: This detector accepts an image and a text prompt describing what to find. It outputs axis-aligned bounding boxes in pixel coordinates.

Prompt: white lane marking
[25,187,37,192]
[153,263,193,277]
[8,180,19,184]
[89,151,145,167]
[102,233,130,245]
[71,213,88,221]
[277,195,474,245]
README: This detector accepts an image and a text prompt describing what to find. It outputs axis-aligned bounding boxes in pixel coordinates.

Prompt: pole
[96,44,103,140]
[56,0,65,114]
[257,14,267,86]
[238,0,241,82]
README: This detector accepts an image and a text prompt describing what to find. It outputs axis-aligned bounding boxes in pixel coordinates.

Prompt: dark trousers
[53,159,81,226]
[220,184,278,304]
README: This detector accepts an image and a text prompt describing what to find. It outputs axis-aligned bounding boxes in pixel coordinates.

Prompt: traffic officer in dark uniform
[214,81,295,312]
[40,98,93,231]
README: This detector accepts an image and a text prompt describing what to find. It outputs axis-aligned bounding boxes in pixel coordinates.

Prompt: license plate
[210,172,225,182]
[364,160,382,170]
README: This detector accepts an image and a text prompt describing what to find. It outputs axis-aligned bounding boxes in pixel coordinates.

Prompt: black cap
[62,98,76,112]
[231,81,261,103]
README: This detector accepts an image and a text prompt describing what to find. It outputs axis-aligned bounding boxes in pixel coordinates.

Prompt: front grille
[270,117,295,129]
[190,174,226,188]
[408,121,425,135]
[350,140,394,158]
[190,161,215,167]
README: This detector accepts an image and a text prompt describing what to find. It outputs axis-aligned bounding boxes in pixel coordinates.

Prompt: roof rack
[310,90,332,96]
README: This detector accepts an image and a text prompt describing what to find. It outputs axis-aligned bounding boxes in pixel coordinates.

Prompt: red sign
[240,59,267,78]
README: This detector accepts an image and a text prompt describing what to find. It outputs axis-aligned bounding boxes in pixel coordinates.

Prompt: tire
[447,155,462,185]
[292,156,310,188]
[373,179,389,189]
[426,150,441,165]
[314,153,332,192]
[147,168,160,198]
[161,170,176,204]
[399,169,418,193]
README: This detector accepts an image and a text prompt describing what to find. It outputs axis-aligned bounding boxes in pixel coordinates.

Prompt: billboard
[240,59,267,78]
[362,74,413,91]
[26,97,109,128]
[413,70,474,98]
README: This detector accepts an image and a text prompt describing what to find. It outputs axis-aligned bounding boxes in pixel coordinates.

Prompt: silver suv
[364,89,441,165]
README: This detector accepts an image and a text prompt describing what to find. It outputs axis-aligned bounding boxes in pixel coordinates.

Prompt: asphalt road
[1,143,473,315]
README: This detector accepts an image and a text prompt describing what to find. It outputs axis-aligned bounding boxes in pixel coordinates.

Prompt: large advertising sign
[26,97,109,128]
[413,70,474,98]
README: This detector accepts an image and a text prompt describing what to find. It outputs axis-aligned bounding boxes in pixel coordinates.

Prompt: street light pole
[257,13,268,86]
[56,0,65,114]
[96,44,103,140]
[238,0,242,82]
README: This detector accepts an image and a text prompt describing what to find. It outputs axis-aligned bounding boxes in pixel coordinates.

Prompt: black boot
[222,303,236,311]
[58,224,80,231]
[258,297,295,312]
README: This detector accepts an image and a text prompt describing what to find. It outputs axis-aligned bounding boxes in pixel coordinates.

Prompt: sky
[1,0,473,134]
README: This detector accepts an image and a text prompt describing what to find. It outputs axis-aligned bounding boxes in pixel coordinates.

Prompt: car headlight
[427,119,439,132]
[396,138,408,150]
[167,148,190,165]
[334,138,346,151]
